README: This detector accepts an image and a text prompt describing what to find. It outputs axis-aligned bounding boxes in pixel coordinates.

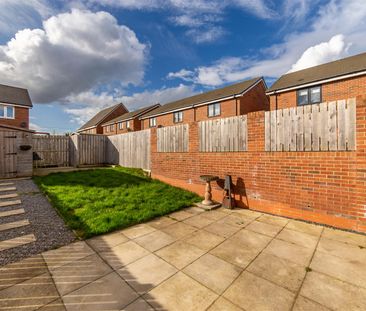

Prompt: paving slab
[38,299,66,311]
[0,187,16,192]
[202,210,228,221]
[224,271,295,311]
[310,251,366,288]
[147,216,177,229]
[156,240,205,269]
[0,233,36,252]
[300,271,366,310]
[204,221,240,238]
[230,229,272,249]
[42,241,95,271]
[51,254,112,296]
[317,237,366,261]
[257,213,290,227]
[293,296,331,311]
[161,222,197,239]
[134,229,176,252]
[245,220,283,237]
[0,272,60,311]
[146,272,218,311]
[184,229,225,251]
[286,220,323,237]
[122,224,156,239]
[0,208,25,218]
[0,254,48,290]
[86,231,128,253]
[208,297,244,311]
[98,240,149,270]
[322,227,366,247]
[0,182,14,186]
[264,238,314,266]
[0,219,29,232]
[168,210,194,221]
[118,253,177,294]
[216,214,252,228]
[0,199,22,208]
[123,298,154,311]
[62,272,138,311]
[183,253,241,294]
[247,252,306,292]
[0,193,18,199]
[276,228,319,249]
[183,214,216,228]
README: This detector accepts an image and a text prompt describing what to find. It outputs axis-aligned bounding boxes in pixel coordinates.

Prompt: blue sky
[0,0,365,133]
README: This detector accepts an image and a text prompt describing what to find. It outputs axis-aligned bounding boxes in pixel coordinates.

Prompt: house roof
[0,84,32,107]
[140,77,264,119]
[78,103,127,132]
[102,104,161,126]
[267,52,366,93]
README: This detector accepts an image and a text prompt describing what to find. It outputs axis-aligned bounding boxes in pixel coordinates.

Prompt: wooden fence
[265,99,356,151]
[0,131,17,177]
[32,135,70,168]
[71,134,107,166]
[107,130,151,170]
[199,115,248,152]
[157,124,189,152]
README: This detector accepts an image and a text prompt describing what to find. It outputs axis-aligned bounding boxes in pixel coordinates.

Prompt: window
[126,120,130,128]
[0,104,15,119]
[173,111,183,123]
[149,117,156,127]
[109,124,114,132]
[208,103,220,117]
[297,86,321,105]
[118,122,123,130]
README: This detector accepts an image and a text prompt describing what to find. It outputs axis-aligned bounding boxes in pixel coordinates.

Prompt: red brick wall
[150,96,366,233]
[0,106,29,129]
[240,81,269,114]
[270,75,366,110]
[102,118,142,135]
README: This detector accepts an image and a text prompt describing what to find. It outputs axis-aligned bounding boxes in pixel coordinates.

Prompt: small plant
[305,267,312,272]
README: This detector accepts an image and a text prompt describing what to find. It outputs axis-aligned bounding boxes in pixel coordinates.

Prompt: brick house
[0,84,32,130]
[102,104,160,135]
[140,77,269,129]
[77,103,128,134]
[267,52,366,110]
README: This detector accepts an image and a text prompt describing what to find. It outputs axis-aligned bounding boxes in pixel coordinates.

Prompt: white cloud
[289,34,349,72]
[168,0,366,85]
[186,26,226,44]
[64,84,196,125]
[0,9,147,103]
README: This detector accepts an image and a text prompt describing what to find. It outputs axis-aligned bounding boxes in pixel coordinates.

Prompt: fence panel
[265,98,356,151]
[77,134,107,165]
[199,115,247,152]
[157,124,189,152]
[32,135,70,168]
[107,130,151,170]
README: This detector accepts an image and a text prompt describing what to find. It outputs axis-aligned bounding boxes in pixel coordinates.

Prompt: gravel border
[0,179,75,266]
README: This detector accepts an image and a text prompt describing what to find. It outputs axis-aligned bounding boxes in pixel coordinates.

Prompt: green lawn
[34,167,201,238]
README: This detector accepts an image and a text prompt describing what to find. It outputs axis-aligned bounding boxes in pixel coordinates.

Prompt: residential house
[267,52,366,110]
[102,104,160,135]
[140,77,268,129]
[0,84,32,130]
[77,103,128,134]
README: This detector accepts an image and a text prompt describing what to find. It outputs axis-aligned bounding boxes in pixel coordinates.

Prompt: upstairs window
[0,104,15,119]
[149,117,157,128]
[126,120,130,128]
[208,103,221,117]
[118,122,123,130]
[297,86,321,106]
[109,124,114,132]
[173,111,183,123]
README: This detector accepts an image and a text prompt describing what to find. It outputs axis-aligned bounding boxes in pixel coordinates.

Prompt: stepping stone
[0,193,18,199]
[0,182,14,186]
[0,200,21,208]
[0,234,36,251]
[0,187,16,192]
[0,219,30,232]
[0,208,25,218]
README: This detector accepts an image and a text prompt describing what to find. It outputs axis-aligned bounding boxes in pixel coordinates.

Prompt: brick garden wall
[150,95,366,233]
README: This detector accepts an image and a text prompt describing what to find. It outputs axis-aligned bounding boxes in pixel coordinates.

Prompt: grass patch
[34,167,201,238]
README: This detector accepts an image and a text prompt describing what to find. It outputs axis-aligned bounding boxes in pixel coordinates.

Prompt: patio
[1,206,366,311]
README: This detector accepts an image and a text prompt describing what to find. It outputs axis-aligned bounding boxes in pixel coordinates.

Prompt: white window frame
[149,117,157,128]
[0,104,15,119]
[173,111,183,123]
[118,122,123,130]
[297,86,322,106]
[126,120,130,128]
[208,103,220,117]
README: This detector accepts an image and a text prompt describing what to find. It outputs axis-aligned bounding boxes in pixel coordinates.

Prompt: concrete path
[0,207,366,310]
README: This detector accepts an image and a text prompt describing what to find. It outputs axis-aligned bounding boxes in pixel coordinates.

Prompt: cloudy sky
[0,0,365,133]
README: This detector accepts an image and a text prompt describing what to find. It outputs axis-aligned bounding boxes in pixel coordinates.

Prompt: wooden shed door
[0,131,17,178]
